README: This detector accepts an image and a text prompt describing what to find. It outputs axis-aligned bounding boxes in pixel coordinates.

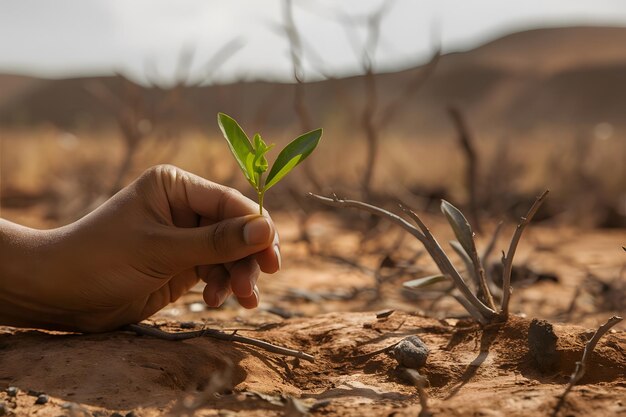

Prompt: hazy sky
[1,0,626,84]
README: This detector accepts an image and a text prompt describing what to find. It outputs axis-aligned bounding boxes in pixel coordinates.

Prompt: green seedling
[218,113,322,215]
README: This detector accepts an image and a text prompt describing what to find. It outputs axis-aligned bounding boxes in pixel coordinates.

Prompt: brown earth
[0,213,624,417]
[0,24,625,417]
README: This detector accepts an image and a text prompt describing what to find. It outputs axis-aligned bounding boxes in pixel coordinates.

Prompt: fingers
[166,214,275,268]
[236,285,260,309]
[200,258,261,309]
[137,165,261,222]
[255,233,281,273]
[228,256,260,298]
[201,265,231,307]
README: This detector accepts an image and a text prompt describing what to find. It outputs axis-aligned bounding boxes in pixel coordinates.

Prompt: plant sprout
[218,113,322,215]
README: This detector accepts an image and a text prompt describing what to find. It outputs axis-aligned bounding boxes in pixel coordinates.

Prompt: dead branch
[500,190,549,316]
[551,316,622,417]
[447,106,481,233]
[309,193,496,323]
[124,323,315,363]
[310,193,427,242]
[481,221,503,266]
[283,0,323,192]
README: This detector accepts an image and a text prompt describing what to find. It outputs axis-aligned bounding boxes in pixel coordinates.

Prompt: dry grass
[1,124,623,228]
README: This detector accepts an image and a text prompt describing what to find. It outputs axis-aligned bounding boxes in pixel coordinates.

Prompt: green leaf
[252,133,274,187]
[403,274,447,290]
[264,128,322,191]
[440,200,475,258]
[217,113,256,186]
[252,134,272,173]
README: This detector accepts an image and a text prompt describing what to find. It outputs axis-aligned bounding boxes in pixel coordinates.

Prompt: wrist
[0,219,59,328]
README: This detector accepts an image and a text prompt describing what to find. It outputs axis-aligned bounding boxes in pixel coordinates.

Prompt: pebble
[5,387,18,397]
[392,335,430,369]
[35,394,49,405]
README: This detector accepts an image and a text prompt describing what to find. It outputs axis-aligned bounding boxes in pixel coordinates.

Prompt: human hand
[0,165,280,332]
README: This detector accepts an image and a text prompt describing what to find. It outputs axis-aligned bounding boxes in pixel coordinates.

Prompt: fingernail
[274,244,282,270]
[242,279,254,297]
[216,288,229,307]
[243,217,271,245]
[252,285,260,307]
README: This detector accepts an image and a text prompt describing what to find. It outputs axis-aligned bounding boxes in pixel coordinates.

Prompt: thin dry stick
[551,316,622,417]
[501,190,549,316]
[309,193,496,323]
[481,221,504,266]
[310,193,427,242]
[448,106,481,233]
[404,369,432,417]
[283,0,323,192]
[465,232,496,311]
[124,323,315,363]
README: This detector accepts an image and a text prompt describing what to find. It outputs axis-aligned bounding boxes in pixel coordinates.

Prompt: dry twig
[282,0,323,192]
[447,106,481,233]
[500,190,549,316]
[551,316,623,417]
[309,193,497,324]
[124,323,315,362]
[481,221,504,267]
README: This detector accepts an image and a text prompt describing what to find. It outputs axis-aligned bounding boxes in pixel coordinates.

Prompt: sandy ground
[0,212,624,417]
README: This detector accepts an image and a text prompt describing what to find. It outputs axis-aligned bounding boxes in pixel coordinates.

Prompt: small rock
[5,387,18,397]
[392,335,430,369]
[528,318,559,373]
[376,309,395,319]
[35,394,49,405]
[27,389,43,397]
[188,302,205,313]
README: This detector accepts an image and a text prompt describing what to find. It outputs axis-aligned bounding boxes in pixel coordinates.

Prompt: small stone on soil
[528,318,559,373]
[5,387,17,397]
[35,394,49,405]
[392,335,430,369]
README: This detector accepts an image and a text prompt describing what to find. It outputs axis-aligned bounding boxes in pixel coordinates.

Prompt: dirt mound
[461,26,626,74]
[3,26,626,136]
[1,313,624,416]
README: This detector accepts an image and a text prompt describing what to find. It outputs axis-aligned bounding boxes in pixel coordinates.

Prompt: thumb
[167,215,275,267]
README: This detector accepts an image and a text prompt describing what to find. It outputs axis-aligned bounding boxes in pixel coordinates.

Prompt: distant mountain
[2,26,626,138]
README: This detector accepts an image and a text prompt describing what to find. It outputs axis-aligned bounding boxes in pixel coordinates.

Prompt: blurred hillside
[2,26,626,138]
